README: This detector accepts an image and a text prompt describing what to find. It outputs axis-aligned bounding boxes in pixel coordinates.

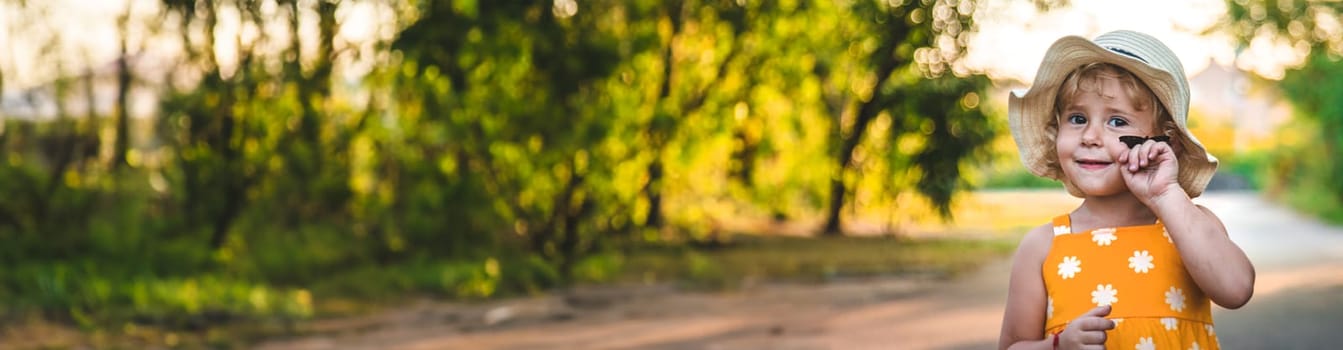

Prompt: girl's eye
[1107,117,1129,127]
[1067,114,1086,125]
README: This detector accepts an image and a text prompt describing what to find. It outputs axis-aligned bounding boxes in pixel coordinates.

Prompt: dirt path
[258,191,1343,349]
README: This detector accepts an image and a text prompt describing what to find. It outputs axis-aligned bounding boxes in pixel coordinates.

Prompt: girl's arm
[1000,223,1120,350]
[1151,193,1255,309]
[1122,139,1256,309]
[999,224,1053,350]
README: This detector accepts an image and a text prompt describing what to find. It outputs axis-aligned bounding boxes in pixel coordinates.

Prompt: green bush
[1265,137,1343,224]
[980,166,1060,189]
[1218,151,1271,190]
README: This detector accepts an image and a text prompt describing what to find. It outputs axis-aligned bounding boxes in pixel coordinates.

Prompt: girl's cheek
[1112,145,1130,161]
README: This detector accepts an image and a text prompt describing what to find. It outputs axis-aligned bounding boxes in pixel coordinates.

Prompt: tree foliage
[1224,0,1343,208]
[0,0,1000,329]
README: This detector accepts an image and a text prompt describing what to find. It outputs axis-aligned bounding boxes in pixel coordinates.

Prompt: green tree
[1279,54,1343,195]
[389,0,625,275]
[0,1,105,258]
[637,0,750,230]
[808,0,993,235]
[0,0,1009,307]
[1224,0,1343,209]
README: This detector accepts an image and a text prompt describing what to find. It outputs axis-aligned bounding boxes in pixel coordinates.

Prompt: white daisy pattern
[1161,317,1177,330]
[1166,286,1186,312]
[1113,318,1123,326]
[1058,256,1082,279]
[1136,337,1156,350]
[1054,225,1071,236]
[1091,228,1118,246]
[1206,324,1216,335]
[1162,226,1173,243]
[1091,284,1118,306]
[1189,342,1200,350]
[1129,250,1155,273]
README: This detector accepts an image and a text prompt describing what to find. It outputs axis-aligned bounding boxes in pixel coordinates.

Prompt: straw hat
[1008,30,1218,198]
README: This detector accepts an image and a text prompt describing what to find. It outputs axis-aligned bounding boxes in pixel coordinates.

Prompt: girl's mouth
[1076,159,1112,170]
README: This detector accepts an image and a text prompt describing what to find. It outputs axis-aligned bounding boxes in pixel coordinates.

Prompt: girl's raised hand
[1119,138,1181,205]
[1059,305,1115,350]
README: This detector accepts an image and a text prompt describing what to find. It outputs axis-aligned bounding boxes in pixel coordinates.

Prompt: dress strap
[1051,215,1072,236]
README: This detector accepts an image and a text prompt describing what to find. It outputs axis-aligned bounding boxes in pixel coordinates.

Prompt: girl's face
[1055,75,1158,197]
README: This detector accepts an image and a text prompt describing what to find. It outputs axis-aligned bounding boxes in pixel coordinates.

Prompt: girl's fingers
[1081,305,1112,318]
[1125,140,1173,172]
[1129,146,1143,172]
[1147,140,1164,163]
[1139,140,1154,167]
[1073,328,1108,344]
[1078,317,1115,331]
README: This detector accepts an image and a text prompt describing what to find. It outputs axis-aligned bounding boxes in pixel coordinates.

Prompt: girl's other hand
[1059,305,1115,350]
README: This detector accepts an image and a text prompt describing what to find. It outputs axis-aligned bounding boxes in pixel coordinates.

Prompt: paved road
[259,191,1343,349]
[1201,192,1343,349]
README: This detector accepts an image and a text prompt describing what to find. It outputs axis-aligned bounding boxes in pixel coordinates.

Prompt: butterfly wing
[1119,136,1146,148]
[1119,135,1170,149]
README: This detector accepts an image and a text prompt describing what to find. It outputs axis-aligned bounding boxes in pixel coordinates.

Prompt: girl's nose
[1080,123,1102,146]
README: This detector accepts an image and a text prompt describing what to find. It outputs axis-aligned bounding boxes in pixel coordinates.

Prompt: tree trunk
[643,1,682,231]
[820,39,902,236]
[113,36,131,169]
[209,191,243,250]
[644,161,664,228]
[558,171,587,279]
[729,127,756,186]
[822,176,846,235]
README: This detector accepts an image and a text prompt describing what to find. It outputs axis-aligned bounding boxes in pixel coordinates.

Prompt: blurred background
[1,0,1341,348]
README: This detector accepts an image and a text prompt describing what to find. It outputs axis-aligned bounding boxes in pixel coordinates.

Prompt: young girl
[997,30,1255,350]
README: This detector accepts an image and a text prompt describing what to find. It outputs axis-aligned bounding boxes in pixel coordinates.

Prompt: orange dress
[1043,215,1220,350]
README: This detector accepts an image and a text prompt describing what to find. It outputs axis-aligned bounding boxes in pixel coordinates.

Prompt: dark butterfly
[1119,135,1171,149]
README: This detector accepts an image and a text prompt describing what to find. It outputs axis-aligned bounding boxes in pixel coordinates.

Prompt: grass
[0,263,316,349]
[0,234,1019,349]
[573,234,1019,291]
[980,167,1061,189]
